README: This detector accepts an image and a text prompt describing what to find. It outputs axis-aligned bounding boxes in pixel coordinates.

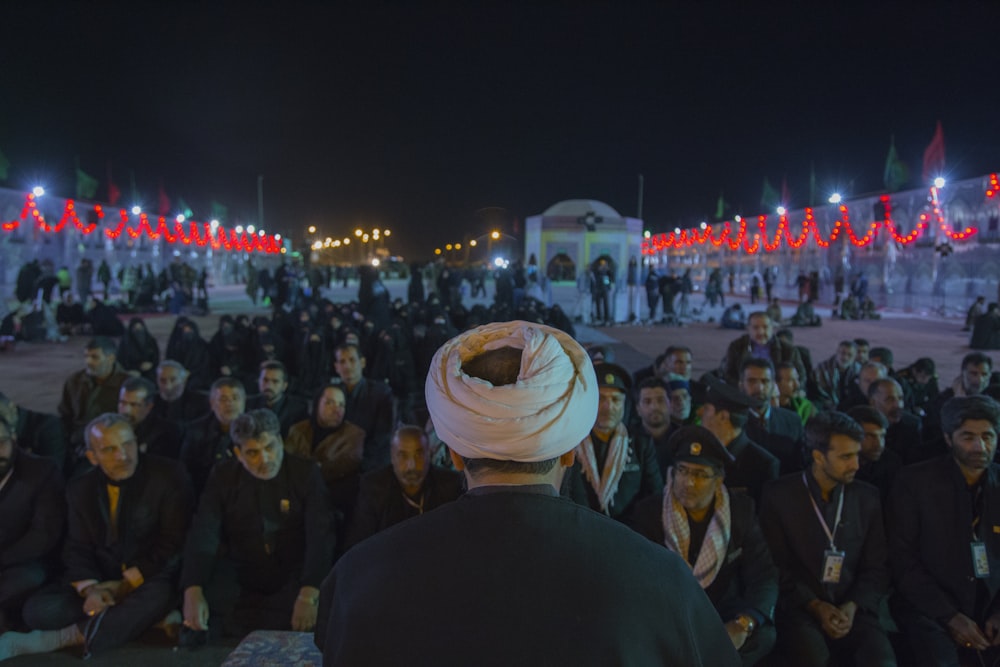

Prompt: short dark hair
[231,409,281,448]
[846,405,889,430]
[805,411,863,453]
[636,377,670,399]
[663,345,692,358]
[210,377,246,396]
[311,383,345,418]
[774,361,797,376]
[940,395,1000,437]
[121,376,156,402]
[740,357,774,378]
[334,342,364,360]
[854,338,870,348]
[869,347,893,367]
[748,311,769,325]
[867,378,901,400]
[259,360,288,380]
[911,357,936,376]
[86,336,117,355]
[962,352,993,372]
[838,340,857,350]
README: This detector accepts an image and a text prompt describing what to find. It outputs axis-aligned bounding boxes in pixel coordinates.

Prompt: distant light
[643,230,651,238]
[776,206,787,216]
[32,186,45,197]
[491,230,500,240]
[371,258,381,267]
[493,257,506,267]
[274,233,282,241]
[176,214,186,223]
[933,177,946,188]
[247,225,255,234]
[131,206,142,215]
[445,244,453,250]
[235,225,244,233]
[734,215,742,223]
[354,229,362,237]
[362,233,370,242]
[308,225,317,234]
[435,248,442,255]
[674,227,681,234]
[325,237,332,244]
[210,219,219,227]
[384,229,391,237]
[312,241,322,250]
[454,242,462,250]
[700,222,708,230]
[258,230,266,237]
[828,193,842,204]
[280,247,287,254]
[343,238,350,245]
[470,239,477,247]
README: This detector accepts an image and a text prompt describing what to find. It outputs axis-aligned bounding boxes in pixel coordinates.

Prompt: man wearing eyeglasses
[630,425,778,665]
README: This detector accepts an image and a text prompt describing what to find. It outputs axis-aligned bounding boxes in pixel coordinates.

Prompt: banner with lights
[1,192,283,254]
[641,178,996,256]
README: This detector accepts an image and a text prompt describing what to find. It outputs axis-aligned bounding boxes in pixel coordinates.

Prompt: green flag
[76,168,99,199]
[808,162,817,207]
[0,147,9,181]
[210,200,228,221]
[760,178,780,210]
[714,193,727,220]
[883,136,909,192]
[176,197,194,218]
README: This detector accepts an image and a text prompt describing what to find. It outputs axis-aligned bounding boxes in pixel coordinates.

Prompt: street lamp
[828,193,842,204]
[308,225,317,234]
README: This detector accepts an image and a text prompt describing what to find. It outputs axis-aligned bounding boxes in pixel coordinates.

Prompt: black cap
[594,362,632,394]
[701,375,764,415]
[669,425,735,469]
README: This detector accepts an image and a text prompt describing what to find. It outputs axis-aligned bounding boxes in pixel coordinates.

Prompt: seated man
[118,377,183,459]
[868,378,927,466]
[846,406,901,504]
[740,358,806,474]
[721,303,747,330]
[247,361,308,438]
[789,299,821,326]
[720,311,805,385]
[334,343,394,473]
[346,425,463,550]
[630,426,779,666]
[0,391,67,473]
[0,416,65,633]
[180,377,246,496]
[151,360,209,427]
[667,377,694,428]
[181,409,333,638]
[633,377,680,478]
[775,362,817,426]
[889,395,1000,666]
[2,414,193,660]
[315,321,740,665]
[814,340,860,411]
[760,411,894,666]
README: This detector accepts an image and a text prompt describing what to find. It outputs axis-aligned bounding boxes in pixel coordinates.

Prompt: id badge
[822,549,846,584]
[972,542,990,578]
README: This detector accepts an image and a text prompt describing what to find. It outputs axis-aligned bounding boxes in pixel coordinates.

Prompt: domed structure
[541,200,623,220]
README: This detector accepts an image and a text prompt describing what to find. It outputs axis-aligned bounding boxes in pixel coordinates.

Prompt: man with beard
[118,377,183,459]
[629,426,779,665]
[776,362,817,426]
[2,414,192,660]
[721,312,805,385]
[334,343,394,473]
[889,396,1000,666]
[868,378,926,465]
[668,377,694,427]
[180,377,246,497]
[633,377,679,477]
[58,337,130,472]
[0,391,67,473]
[760,412,894,666]
[846,406,901,504]
[248,361,308,438]
[152,360,209,427]
[181,409,333,638]
[814,341,859,411]
[840,361,888,413]
[346,425,463,550]
[563,363,663,522]
[0,416,65,633]
[924,353,994,455]
[740,359,806,474]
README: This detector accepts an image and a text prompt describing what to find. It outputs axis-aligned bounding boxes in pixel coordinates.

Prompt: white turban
[425,320,598,462]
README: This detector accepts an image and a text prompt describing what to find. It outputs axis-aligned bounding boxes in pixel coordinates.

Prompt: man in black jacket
[889,395,1000,666]
[152,360,209,426]
[0,391,67,473]
[2,414,193,660]
[247,360,308,438]
[868,378,927,465]
[740,358,806,474]
[181,409,333,637]
[0,416,65,632]
[759,411,894,666]
[630,425,778,665]
[180,377,245,496]
[334,343,393,472]
[118,377,183,460]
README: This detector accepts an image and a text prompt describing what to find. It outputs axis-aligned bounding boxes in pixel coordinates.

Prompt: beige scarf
[661,468,731,588]
[577,423,630,514]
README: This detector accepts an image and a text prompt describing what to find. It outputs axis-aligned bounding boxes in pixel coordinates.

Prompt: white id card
[972,542,990,578]
[822,549,845,584]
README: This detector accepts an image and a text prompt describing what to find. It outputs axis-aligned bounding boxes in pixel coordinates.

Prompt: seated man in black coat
[630,426,779,665]
[632,377,681,478]
[315,321,740,666]
[868,378,928,465]
[118,377,183,460]
[760,411,894,666]
[0,416,65,633]
[740,358,806,474]
[346,424,463,550]
[0,391,67,473]
[151,360,209,427]
[181,409,333,638]
[334,343,394,473]
[2,414,193,660]
[180,377,245,497]
[246,360,308,438]
[846,406,901,505]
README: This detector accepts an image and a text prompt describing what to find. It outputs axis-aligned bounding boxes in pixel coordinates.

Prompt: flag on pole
[0,147,9,181]
[883,135,909,192]
[106,161,121,205]
[210,201,228,221]
[176,198,193,218]
[760,178,780,210]
[714,193,727,220]
[158,181,170,215]
[75,159,99,200]
[922,121,945,183]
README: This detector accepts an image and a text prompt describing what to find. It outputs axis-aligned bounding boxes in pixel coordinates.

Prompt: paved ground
[0,279,984,664]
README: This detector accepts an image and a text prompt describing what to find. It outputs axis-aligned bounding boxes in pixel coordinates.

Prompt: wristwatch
[735,614,756,635]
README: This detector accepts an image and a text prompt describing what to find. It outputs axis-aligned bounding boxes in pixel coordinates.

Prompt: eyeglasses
[673,465,717,482]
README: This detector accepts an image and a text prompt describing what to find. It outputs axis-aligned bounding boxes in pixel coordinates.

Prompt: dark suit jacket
[0,449,65,568]
[134,414,184,460]
[342,378,394,473]
[346,465,463,550]
[247,393,309,438]
[759,473,888,614]
[888,457,1000,624]
[63,455,194,583]
[745,406,805,474]
[721,335,805,386]
[316,486,741,666]
[152,391,209,426]
[629,490,778,623]
[724,431,780,506]
[15,406,67,473]
[180,414,236,496]
[885,411,931,466]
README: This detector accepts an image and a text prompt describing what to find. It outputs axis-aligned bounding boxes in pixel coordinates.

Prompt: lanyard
[802,473,844,551]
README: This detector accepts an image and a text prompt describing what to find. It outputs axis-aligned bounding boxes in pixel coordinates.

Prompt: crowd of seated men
[1,303,1000,666]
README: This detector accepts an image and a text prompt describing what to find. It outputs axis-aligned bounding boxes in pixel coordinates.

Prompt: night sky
[3,1,999,259]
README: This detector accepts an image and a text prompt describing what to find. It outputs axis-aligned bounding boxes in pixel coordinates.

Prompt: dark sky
[3,1,999,259]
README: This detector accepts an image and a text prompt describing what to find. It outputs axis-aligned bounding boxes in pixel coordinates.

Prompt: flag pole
[637,173,644,220]
[257,175,265,229]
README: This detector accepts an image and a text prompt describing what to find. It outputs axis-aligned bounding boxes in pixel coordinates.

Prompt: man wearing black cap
[564,362,663,521]
[699,376,779,505]
[630,426,778,666]
[759,411,894,666]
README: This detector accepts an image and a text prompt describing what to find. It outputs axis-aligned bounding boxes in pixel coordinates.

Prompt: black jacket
[134,414,184,460]
[745,406,805,474]
[180,414,236,496]
[247,393,309,439]
[0,449,65,568]
[342,378,394,473]
[724,431,780,507]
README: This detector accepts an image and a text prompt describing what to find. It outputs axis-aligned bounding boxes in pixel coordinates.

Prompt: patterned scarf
[661,467,731,588]
[577,423,630,514]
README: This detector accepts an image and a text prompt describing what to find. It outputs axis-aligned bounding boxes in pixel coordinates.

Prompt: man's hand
[82,585,116,617]
[984,612,1000,646]
[808,599,851,639]
[291,586,319,632]
[723,620,748,650]
[183,586,210,632]
[948,612,990,650]
[837,601,857,632]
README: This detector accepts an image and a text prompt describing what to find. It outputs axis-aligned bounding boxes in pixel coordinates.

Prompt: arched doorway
[591,254,618,279]
[546,253,575,281]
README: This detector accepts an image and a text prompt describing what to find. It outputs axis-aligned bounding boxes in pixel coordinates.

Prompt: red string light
[987,173,998,199]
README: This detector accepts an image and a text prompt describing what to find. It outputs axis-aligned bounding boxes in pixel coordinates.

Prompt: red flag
[107,161,121,205]
[158,181,170,215]
[922,121,945,182]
